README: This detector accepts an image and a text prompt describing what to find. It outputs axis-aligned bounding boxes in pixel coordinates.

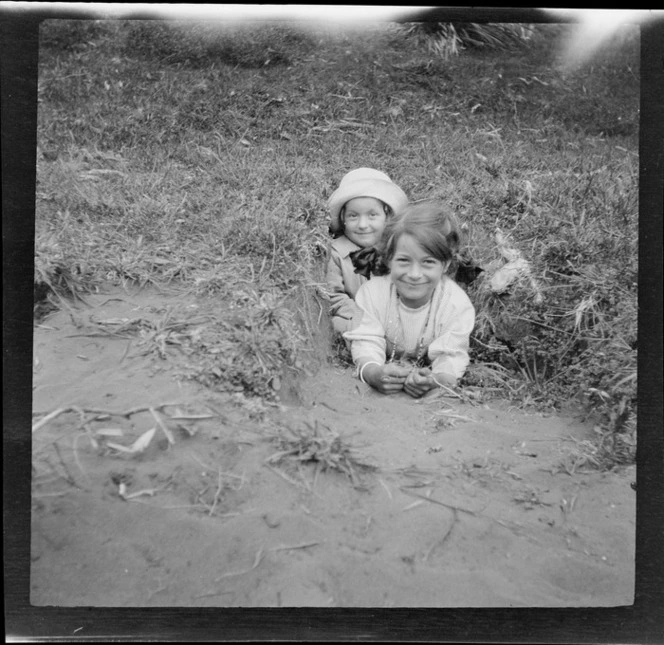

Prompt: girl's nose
[357,215,370,229]
[407,263,423,279]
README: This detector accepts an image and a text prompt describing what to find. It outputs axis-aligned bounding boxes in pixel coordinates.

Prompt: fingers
[380,367,407,385]
[404,371,433,398]
[369,365,435,396]
[405,372,430,387]
[380,383,405,394]
[414,369,433,384]
[375,371,405,393]
[380,376,406,388]
[383,364,411,378]
[383,374,408,384]
[404,384,426,398]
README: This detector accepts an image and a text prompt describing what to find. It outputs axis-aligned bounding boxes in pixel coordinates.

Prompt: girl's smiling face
[389,233,448,308]
[342,197,387,248]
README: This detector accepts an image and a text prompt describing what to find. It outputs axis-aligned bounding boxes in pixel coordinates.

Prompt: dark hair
[330,199,393,238]
[378,200,460,271]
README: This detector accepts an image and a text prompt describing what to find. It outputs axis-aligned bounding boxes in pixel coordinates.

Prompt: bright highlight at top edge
[5,4,661,65]
[4,4,659,24]
[3,4,661,28]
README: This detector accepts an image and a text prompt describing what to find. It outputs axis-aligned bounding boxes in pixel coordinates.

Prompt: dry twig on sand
[268,541,321,552]
[399,488,479,518]
[149,407,176,445]
[401,487,540,543]
[264,463,311,492]
[32,402,215,427]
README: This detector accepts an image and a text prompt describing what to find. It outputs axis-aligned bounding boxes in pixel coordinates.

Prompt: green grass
[36,19,638,468]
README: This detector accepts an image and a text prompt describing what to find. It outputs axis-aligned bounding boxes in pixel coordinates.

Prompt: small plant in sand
[265,420,375,489]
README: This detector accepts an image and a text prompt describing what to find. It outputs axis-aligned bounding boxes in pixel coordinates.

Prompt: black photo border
[3,5,662,642]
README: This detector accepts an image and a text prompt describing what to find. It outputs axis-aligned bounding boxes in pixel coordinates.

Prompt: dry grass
[265,420,375,488]
[400,22,535,60]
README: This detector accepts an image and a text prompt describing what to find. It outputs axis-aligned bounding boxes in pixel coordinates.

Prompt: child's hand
[430,371,458,390]
[362,363,410,395]
[404,368,435,399]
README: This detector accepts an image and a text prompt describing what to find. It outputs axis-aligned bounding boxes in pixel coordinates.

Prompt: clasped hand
[403,367,436,398]
[363,363,438,398]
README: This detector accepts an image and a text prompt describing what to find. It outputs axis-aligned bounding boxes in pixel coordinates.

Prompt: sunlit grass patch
[35,20,639,468]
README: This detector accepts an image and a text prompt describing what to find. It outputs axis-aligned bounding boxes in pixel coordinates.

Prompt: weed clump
[400,22,535,59]
[34,232,92,320]
[182,290,308,401]
[266,420,375,488]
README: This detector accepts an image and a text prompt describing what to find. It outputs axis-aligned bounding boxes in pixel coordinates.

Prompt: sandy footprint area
[30,288,635,607]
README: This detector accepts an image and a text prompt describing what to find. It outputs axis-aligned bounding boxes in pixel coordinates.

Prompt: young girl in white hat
[325,168,409,334]
[344,200,475,398]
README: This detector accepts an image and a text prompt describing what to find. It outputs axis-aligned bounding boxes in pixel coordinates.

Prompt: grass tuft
[266,420,375,487]
[400,22,535,59]
[34,226,92,319]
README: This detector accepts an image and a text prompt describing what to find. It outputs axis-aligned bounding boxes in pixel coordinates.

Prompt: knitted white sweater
[343,274,475,380]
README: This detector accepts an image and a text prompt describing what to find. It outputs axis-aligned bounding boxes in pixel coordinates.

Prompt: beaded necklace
[387,281,441,367]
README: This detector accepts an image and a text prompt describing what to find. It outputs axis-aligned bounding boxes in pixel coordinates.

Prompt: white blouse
[343,275,476,380]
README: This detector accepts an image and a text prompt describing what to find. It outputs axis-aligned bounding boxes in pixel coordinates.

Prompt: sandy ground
[30,288,635,608]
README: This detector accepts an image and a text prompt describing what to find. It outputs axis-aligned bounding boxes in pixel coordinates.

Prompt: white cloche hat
[327,168,408,234]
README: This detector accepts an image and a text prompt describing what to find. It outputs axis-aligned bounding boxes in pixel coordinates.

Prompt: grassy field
[35,19,639,468]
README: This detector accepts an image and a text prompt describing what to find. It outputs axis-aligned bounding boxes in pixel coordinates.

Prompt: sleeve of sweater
[325,251,363,321]
[343,281,387,365]
[428,288,476,380]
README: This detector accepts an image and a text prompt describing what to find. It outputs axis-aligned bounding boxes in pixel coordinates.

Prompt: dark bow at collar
[350,247,380,279]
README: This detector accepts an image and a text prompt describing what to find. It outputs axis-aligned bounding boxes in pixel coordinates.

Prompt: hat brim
[327,179,408,233]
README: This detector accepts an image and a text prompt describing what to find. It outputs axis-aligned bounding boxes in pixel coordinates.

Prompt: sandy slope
[30,289,635,607]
